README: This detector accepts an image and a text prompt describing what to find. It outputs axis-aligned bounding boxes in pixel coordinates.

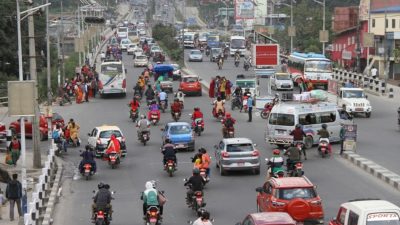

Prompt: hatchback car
[150,46,161,56]
[236,212,296,225]
[256,177,324,224]
[161,122,195,151]
[133,48,144,58]
[188,50,203,62]
[9,113,64,141]
[134,55,149,67]
[87,125,127,157]
[179,75,202,96]
[119,38,132,51]
[214,138,260,175]
[127,44,138,55]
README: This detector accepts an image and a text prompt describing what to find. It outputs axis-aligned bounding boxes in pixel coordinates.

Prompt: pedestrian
[247,94,253,122]
[0,188,4,219]
[219,77,227,100]
[339,124,346,155]
[84,81,89,102]
[6,174,22,221]
[371,66,377,79]
[8,136,21,166]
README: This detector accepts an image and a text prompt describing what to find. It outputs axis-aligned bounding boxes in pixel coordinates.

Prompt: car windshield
[52,113,63,121]
[236,80,255,88]
[269,113,295,126]
[305,60,332,73]
[276,75,291,80]
[99,130,122,138]
[101,64,123,73]
[278,188,316,200]
[152,47,160,51]
[183,77,198,83]
[367,213,400,225]
[191,51,201,55]
[169,125,191,135]
[342,90,365,98]
[211,48,222,54]
[226,143,253,152]
[184,35,194,41]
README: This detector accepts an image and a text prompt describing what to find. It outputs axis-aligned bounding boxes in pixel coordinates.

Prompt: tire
[366,112,371,118]
[219,165,226,176]
[304,136,313,149]
[254,167,260,175]
[260,111,269,119]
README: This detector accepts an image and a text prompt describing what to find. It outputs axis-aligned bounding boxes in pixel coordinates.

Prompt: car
[214,138,260,175]
[134,55,149,67]
[179,74,202,96]
[127,44,138,55]
[329,199,400,225]
[0,122,6,142]
[119,38,132,51]
[87,125,127,157]
[139,36,147,45]
[188,49,203,62]
[171,64,182,81]
[150,46,161,56]
[145,37,155,43]
[210,47,222,62]
[9,113,65,141]
[235,212,296,225]
[161,122,195,151]
[256,177,324,224]
[271,73,294,91]
[133,48,144,58]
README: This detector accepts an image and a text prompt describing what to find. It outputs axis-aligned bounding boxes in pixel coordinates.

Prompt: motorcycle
[94,210,110,225]
[145,205,161,225]
[139,131,150,146]
[82,163,93,180]
[217,58,223,70]
[223,127,235,138]
[107,151,120,169]
[129,109,139,122]
[149,111,160,125]
[59,93,72,106]
[265,159,285,180]
[241,96,249,113]
[185,182,206,213]
[172,111,181,122]
[318,138,330,158]
[234,58,240,67]
[289,161,304,177]
[213,109,225,120]
[192,118,204,136]
[165,159,176,177]
[159,100,167,113]
[205,48,210,56]
[200,168,209,185]
[243,61,250,71]
[260,103,273,119]
[55,138,66,156]
[231,95,242,111]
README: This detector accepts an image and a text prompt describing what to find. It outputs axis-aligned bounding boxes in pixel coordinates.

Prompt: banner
[235,0,254,20]
[252,44,279,67]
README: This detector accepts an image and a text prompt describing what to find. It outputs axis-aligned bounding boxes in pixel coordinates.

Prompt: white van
[98,60,127,97]
[265,101,352,148]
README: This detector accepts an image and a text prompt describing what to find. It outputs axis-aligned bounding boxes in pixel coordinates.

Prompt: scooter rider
[267,149,284,176]
[221,113,236,137]
[162,139,177,168]
[79,145,97,174]
[92,182,113,221]
[317,124,332,154]
[145,84,156,103]
[137,115,150,139]
[284,143,301,172]
[234,50,240,62]
[192,107,204,120]
[129,97,140,113]
[158,89,168,107]
[170,99,182,117]
[184,168,204,205]
[289,124,307,160]
[148,100,161,119]
[141,181,162,220]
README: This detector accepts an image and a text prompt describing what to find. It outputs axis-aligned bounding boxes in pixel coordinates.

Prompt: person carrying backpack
[6,174,22,221]
[141,181,163,220]
[221,113,236,138]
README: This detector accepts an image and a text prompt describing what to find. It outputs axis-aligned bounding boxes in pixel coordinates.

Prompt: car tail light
[122,79,126,88]
[272,201,286,207]
[222,152,229,158]
[311,200,322,205]
[252,150,259,156]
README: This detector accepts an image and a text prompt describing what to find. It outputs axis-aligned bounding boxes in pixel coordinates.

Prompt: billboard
[235,0,255,20]
[252,44,280,67]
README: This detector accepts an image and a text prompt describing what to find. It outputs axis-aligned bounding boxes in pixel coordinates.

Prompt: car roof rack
[348,198,381,202]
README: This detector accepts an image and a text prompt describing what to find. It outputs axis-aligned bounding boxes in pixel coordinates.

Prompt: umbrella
[153,64,174,73]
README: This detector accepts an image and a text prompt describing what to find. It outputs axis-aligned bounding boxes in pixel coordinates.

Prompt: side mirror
[160,190,165,194]
[255,187,263,193]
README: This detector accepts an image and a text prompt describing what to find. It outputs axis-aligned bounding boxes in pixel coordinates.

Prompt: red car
[179,75,202,96]
[0,122,6,141]
[235,212,297,225]
[256,177,324,224]
[9,113,65,141]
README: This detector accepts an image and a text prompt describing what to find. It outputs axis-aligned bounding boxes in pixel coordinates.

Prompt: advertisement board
[252,44,279,67]
[235,0,255,19]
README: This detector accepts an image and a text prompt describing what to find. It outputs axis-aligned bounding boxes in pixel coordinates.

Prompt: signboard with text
[235,0,255,19]
[252,44,279,67]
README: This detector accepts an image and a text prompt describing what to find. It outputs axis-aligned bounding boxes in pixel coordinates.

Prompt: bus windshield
[208,36,219,41]
[230,39,245,49]
[236,80,255,88]
[184,35,193,41]
[305,60,332,73]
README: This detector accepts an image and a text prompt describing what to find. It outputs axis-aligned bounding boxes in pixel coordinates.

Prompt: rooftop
[371,6,400,14]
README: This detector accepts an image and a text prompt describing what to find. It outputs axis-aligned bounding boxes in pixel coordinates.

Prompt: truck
[328,87,372,118]
[207,35,220,48]
[198,32,209,46]
[183,32,197,48]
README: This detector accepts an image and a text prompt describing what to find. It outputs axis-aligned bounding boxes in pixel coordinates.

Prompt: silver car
[188,50,203,62]
[214,138,260,176]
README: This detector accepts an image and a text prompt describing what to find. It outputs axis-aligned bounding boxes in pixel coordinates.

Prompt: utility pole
[28,3,42,168]
[61,1,65,85]
[355,5,361,73]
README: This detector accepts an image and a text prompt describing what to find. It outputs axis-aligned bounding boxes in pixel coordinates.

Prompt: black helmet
[199,148,206,154]
[202,211,210,220]
[295,124,301,129]
[193,168,200,174]
[98,182,105,189]
[165,139,171,144]
[85,145,90,151]
[322,124,327,129]
[104,184,110,190]
[197,208,207,217]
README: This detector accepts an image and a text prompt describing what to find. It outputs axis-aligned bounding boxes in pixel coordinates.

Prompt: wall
[370,12,400,36]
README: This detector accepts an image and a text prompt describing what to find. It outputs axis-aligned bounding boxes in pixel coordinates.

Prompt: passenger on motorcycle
[317,124,332,154]
[105,134,121,157]
[213,96,225,115]
[193,210,213,225]
[200,148,211,177]
[243,88,251,98]
[148,100,161,119]
[137,115,150,138]
[171,99,182,117]
[289,124,308,160]
[162,139,177,167]
[158,90,168,107]
[145,84,156,102]
[138,75,145,90]
[142,181,163,219]
[92,182,113,220]
[53,124,67,152]
[184,168,204,205]
[267,149,284,176]
[284,143,301,172]
[133,81,143,97]
[79,145,97,174]
[221,113,236,137]
[67,119,80,146]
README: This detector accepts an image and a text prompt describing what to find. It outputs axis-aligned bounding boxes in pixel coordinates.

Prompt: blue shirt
[159,92,167,101]
[247,97,253,108]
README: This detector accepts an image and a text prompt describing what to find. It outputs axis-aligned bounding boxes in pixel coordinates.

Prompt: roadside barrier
[333,68,385,96]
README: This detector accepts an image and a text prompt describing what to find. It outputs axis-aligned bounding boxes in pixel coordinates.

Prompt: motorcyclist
[200,148,211,177]
[289,124,307,160]
[105,134,121,157]
[234,50,240,63]
[133,81,143,97]
[267,149,284,177]
[138,75,145,90]
[284,143,301,172]
[243,55,251,67]
[145,84,156,103]
[233,86,243,97]
[162,139,177,168]
[92,182,112,220]
[137,115,150,139]
[213,96,225,115]
[221,113,236,137]
[184,168,204,205]
[317,123,332,154]
[193,210,213,225]
[52,124,67,152]
[141,181,162,220]
[170,99,182,118]
[129,97,140,113]
[243,88,251,97]
[148,100,161,120]
[158,89,168,107]
[79,145,97,174]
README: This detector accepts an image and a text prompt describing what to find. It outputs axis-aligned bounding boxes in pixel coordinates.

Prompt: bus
[229,36,246,56]
[98,60,127,97]
[288,52,333,90]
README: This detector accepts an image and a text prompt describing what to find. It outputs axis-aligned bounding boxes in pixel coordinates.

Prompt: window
[393,19,396,28]
[372,19,375,28]
[319,111,336,123]
[99,130,122,138]
[352,36,355,45]
[348,211,359,225]
[299,113,317,125]
[386,19,388,28]
[269,113,295,126]
[226,143,254,152]
[278,187,317,200]
[337,207,347,225]
[169,125,191,135]
[348,37,351,45]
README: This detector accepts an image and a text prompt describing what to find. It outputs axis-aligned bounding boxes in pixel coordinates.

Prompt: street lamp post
[313,0,326,55]
[276,0,295,53]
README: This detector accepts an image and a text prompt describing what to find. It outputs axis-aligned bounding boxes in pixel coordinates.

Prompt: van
[265,101,352,148]
[235,74,260,97]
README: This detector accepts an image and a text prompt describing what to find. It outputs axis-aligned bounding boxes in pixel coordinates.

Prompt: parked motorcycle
[260,103,273,119]
[318,138,330,158]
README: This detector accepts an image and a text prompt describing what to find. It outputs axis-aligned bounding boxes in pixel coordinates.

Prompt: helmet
[202,211,210,220]
[197,208,207,217]
[273,149,280,155]
[98,182,105,189]
[295,124,301,129]
[322,124,327,129]
[85,145,90,151]
[104,184,110,190]
[193,168,200,174]
[165,139,171,144]
[199,148,206,154]
[140,114,146,119]
[175,98,179,102]
[194,107,199,111]
[226,112,231,118]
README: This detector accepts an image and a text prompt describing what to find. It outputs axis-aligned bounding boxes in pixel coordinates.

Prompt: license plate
[97,214,104,219]
[151,115,157,118]
[150,218,157,223]
[177,144,184,148]
[238,162,244,166]
[355,108,363,112]
[85,169,90,173]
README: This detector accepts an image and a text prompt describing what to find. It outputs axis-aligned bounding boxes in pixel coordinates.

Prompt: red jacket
[171,102,182,112]
[192,111,203,120]
[130,100,140,111]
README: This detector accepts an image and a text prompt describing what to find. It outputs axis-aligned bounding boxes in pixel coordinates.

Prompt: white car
[120,38,132,51]
[127,44,138,55]
[150,46,161,56]
[133,49,144,58]
[134,55,149,67]
[87,125,127,157]
[271,73,294,91]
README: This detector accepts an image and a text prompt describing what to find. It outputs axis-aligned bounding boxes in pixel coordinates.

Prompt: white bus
[98,60,127,97]
[229,35,246,56]
[117,26,128,39]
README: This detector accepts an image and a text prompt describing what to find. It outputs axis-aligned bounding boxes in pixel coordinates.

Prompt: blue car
[161,122,195,151]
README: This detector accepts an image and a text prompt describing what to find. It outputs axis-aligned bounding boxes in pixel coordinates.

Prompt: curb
[343,151,400,191]
[41,158,63,225]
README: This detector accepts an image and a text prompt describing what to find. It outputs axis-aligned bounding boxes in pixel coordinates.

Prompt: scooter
[107,151,120,169]
[289,162,304,177]
[145,206,161,225]
[82,163,94,180]
[318,138,330,158]
[223,127,235,138]
[159,100,167,113]
[129,109,139,122]
[260,103,273,119]
[149,111,160,125]
[139,131,150,146]
[172,111,181,122]
[205,48,210,56]
[165,159,176,177]
[231,95,242,111]
[192,118,204,136]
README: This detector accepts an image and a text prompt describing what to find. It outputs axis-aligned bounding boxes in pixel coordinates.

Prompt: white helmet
[140,114,146,119]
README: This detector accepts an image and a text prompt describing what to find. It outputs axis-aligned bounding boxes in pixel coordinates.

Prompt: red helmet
[273,149,280,155]
[226,113,231,118]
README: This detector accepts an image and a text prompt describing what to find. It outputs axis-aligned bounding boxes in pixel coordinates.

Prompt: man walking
[6,174,22,221]
[339,124,346,155]
[247,94,253,122]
